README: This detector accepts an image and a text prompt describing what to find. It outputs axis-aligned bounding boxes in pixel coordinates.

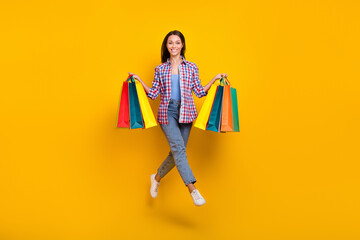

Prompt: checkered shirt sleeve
[147,67,160,100]
[191,65,207,98]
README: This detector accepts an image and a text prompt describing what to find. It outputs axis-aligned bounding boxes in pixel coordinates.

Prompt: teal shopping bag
[230,87,240,132]
[128,76,144,129]
[206,78,224,132]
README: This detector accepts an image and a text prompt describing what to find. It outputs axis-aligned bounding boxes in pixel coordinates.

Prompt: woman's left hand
[203,73,228,93]
[211,73,228,84]
[213,73,228,80]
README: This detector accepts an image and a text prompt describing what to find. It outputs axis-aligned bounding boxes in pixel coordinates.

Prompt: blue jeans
[157,99,197,186]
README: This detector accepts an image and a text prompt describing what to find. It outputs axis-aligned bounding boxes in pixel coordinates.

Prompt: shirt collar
[166,55,187,65]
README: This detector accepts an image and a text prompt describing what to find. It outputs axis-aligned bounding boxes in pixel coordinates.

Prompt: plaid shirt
[147,56,207,125]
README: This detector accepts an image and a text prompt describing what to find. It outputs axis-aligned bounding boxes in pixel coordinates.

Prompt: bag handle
[219,76,230,86]
[127,75,135,83]
[223,76,231,86]
[219,77,224,86]
[125,74,133,82]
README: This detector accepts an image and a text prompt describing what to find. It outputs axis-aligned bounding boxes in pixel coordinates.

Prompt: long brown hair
[161,30,186,63]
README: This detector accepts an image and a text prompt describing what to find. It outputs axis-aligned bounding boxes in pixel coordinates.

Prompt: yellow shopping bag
[135,80,158,129]
[193,80,220,130]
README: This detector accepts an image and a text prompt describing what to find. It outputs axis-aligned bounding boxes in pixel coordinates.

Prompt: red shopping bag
[116,76,131,128]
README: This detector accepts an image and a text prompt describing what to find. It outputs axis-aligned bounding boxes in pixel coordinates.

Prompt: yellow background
[1,0,359,239]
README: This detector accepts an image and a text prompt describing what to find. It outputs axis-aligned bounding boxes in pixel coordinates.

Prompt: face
[167,35,183,57]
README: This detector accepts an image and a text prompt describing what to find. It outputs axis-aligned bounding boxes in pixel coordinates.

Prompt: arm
[128,72,151,94]
[203,73,228,93]
[203,77,217,93]
[128,68,161,100]
[192,65,228,97]
[192,66,207,98]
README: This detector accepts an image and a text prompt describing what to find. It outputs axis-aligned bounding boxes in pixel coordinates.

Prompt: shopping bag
[206,79,225,132]
[135,80,157,129]
[220,78,233,132]
[128,76,144,129]
[193,81,219,130]
[230,86,240,132]
[116,79,130,128]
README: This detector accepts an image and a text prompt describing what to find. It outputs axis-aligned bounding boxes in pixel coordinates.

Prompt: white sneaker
[150,173,160,198]
[190,189,206,206]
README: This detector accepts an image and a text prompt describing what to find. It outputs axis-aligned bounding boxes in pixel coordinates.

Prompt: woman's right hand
[128,72,151,94]
[128,72,142,82]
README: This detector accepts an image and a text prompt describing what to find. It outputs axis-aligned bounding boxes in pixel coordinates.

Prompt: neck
[170,55,182,64]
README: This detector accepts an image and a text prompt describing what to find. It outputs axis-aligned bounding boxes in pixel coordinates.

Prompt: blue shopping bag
[206,78,225,132]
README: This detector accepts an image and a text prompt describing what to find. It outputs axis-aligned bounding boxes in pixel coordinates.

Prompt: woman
[129,30,227,206]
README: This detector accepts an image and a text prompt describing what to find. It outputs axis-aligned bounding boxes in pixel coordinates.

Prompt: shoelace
[192,191,201,200]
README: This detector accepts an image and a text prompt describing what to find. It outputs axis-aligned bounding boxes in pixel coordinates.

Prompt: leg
[156,122,193,181]
[174,122,205,205]
[156,151,175,180]
[178,122,197,192]
[160,118,196,186]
